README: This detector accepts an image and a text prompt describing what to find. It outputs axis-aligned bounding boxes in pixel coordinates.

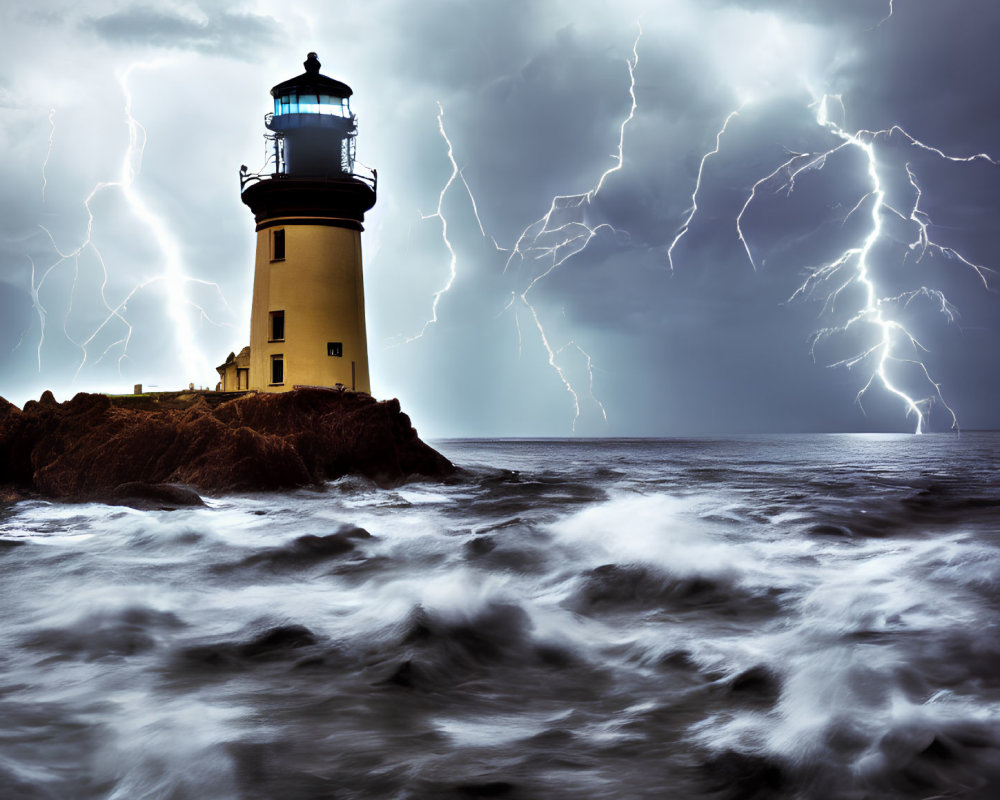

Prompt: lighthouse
[238,52,377,394]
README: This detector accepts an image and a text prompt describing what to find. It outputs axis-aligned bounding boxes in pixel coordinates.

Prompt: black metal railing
[239,161,377,193]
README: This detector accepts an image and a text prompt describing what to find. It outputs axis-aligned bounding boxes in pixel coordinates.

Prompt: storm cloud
[83,6,279,57]
[1,0,998,435]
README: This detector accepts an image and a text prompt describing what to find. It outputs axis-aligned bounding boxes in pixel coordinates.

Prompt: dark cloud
[3,0,999,434]
[83,5,278,56]
[380,0,542,92]
[371,0,1000,434]
[716,0,891,27]
[833,0,1000,150]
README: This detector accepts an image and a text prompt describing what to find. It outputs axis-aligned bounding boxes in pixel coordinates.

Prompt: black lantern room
[241,53,376,229]
[266,52,357,178]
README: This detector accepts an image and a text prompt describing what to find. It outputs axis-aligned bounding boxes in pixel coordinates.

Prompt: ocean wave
[1,435,999,797]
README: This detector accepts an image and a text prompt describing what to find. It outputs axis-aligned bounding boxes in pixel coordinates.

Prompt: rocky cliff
[0,388,454,504]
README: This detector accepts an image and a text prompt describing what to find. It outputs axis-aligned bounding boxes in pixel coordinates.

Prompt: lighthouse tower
[240,53,377,393]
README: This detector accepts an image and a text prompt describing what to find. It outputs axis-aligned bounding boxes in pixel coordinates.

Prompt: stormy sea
[2,435,999,800]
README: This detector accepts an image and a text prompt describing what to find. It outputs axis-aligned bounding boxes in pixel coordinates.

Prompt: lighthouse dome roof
[270,53,353,99]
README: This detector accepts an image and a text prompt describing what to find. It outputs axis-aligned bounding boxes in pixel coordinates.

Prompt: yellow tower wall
[248,220,371,393]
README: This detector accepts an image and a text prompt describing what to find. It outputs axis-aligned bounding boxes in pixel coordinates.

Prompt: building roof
[270,52,353,99]
[216,346,251,373]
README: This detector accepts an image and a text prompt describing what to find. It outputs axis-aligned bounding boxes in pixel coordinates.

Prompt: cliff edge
[0,388,454,503]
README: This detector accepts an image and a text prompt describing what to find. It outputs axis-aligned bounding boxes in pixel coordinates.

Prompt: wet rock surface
[0,388,453,502]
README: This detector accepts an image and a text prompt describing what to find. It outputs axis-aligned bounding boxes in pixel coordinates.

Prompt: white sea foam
[1,435,999,797]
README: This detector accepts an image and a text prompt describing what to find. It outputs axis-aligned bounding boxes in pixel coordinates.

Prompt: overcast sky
[1,0,998,436]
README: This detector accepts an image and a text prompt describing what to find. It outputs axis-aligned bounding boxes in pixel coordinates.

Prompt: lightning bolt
[501,25,639,429]
[36,176,122,373]
[802,96,993,432]
[678,91,995,434]
[27,256,48,370]
[667,106,742,272]
[504,24,640,273]
[874,0,895,29]
[593,22,641,197]
[41,108,55,203]
[410,25,642,429]
[406,102,495,344]
[31,60,232,384]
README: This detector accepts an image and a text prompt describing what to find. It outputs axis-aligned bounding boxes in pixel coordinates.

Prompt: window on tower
[270,311,285,342]
[327,342,343,357]
[272,228,285,261]
[270,355,284,386]
[273,93,349,117]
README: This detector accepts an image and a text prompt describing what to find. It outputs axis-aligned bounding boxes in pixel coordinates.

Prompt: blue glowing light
[273,93,350,117]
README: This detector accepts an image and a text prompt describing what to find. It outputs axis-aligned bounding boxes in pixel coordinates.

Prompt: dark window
[270,310,285,341]
[271,355,284,385]
[272,229,285,261]
[327,341,343,357]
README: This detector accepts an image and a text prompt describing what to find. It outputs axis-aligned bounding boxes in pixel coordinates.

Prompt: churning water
[2,435,1000,799]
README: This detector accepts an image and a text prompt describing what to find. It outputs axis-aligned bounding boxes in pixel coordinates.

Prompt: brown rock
[0,388,454,501]
[107,482,207,511]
